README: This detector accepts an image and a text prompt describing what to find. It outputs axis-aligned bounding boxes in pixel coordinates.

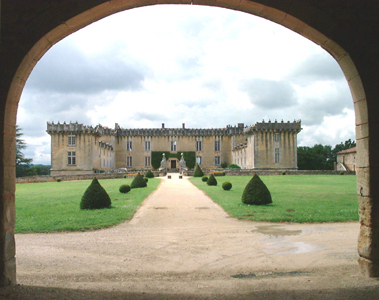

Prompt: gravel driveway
[2,174,379,299]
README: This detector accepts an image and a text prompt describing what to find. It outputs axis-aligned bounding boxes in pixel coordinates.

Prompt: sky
[18,4,355,165]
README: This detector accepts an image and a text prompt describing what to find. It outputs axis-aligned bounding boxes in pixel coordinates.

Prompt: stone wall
[184,169,356,176]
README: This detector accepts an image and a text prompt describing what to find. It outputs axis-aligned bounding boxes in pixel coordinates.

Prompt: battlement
[47,122,115,136]
[48,122,246,137]
[47,121,301,137]
[244,120,302,134]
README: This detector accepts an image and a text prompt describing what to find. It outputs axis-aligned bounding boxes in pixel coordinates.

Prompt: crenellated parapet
[244,120,302,134]
[47,122,115,136]
[117,124,245,137]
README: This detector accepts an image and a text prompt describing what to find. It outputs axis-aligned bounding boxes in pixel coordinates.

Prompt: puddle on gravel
[253,225,323,254]
[253,225,302,241]
[266,241,320,254]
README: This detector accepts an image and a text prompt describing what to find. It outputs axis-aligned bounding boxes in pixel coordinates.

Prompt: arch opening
[1,0,374,287]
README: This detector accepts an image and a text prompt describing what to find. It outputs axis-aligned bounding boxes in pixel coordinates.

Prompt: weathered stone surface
[358,225,379,260]
[359,256,379,277]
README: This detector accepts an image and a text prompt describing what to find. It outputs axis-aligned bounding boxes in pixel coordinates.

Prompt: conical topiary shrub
[207,174,217,186]
[145,170,154,178]
[131,173,147,188]
[80,177,112,209]
[241,174,272,205]
[193,164,204,177]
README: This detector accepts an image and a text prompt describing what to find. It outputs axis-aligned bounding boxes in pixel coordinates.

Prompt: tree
[297,139,356,170]
[16,126,33,177]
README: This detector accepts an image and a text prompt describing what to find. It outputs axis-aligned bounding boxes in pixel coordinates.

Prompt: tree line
[297,139,356,170]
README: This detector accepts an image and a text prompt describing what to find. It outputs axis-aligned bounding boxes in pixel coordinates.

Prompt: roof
[337,147,357,155]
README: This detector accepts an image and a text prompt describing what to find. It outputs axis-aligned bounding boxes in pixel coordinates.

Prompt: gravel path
[2,174,379,299]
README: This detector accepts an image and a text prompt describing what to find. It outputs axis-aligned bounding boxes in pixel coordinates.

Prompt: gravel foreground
[2,174,379,299]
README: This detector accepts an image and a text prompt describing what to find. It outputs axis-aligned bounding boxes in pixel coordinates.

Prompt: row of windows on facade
[67,151,221,168]
[68,150,280,167]
[126,141,221,152]
[67,134,282,148]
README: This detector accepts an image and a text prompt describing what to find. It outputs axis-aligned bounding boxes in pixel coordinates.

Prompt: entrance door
[171,160,176,169]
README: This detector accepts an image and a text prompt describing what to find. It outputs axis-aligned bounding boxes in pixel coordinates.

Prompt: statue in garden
[179,153,186,174]
[160,153,167,170]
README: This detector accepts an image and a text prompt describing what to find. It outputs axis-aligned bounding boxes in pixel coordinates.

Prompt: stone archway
[1,1,378,285]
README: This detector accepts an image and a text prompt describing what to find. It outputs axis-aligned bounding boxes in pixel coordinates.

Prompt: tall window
[126,156,132,167]
[68,134,76,146]
[145,156,151,167]
[214,156,221,165]
[68,151,76,165]
[274,133,281,142]
[275,148,280,163]
[145,141,151,151]
[215,140,220,151]
[171,141,177,152]
[127,141,132,151]
[196,141,202,152]
[196,156,202,165]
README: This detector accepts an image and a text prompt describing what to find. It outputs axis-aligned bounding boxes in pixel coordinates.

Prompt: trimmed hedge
[151,151,196,169]
[207,174,217,186]
[210,171,225,176]
[119,184,131,193]
[202,176,208,182]
[80,177,112,209]
[227,164,241,169]
[242,174,272,205]
[145,170,154,178]
[193,164,204,177]
[222,181,232,190]
[131,173,147,188]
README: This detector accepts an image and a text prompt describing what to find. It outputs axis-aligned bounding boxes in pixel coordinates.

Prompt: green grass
[189,175,358,223]
[16,178,160,233]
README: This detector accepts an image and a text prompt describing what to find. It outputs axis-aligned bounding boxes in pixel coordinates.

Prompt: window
[215,141,220,152]
[68,134,76,146]
[275,148,280,163]
[196,141,202,152]
[274,133,281,142]
[171,141,177,152]
[127,141,132,151]
[126,156,132,167]
[145,156,151,167]
[145,141,151,151]
[215,156,221,165]
[68,151,76,165]
[196,156,202,165]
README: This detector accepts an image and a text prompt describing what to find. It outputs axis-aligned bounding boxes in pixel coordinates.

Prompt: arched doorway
[1,1,378,285]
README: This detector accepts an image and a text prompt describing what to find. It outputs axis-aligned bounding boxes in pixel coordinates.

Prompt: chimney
[182,123,185,129]
[162,123,165,129]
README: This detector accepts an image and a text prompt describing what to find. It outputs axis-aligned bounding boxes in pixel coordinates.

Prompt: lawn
[189,175,358,222]
[15,177,161,233]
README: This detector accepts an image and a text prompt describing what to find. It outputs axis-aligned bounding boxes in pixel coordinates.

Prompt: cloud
[25,40,149,94]
[287,52,345,85]
[240,78,297,109]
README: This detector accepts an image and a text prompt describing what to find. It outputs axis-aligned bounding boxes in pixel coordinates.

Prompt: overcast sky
[18,4,355,165]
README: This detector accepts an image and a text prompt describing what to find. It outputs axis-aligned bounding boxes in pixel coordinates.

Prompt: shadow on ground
[2,284,379,300]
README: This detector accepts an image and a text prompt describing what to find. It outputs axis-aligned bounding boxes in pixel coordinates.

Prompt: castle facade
[47,121,302,176]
